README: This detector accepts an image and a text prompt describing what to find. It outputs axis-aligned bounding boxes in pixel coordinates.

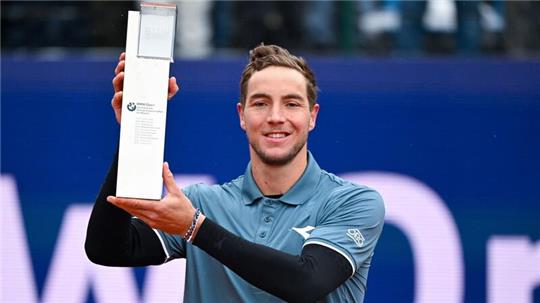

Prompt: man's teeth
[268,133,286,138]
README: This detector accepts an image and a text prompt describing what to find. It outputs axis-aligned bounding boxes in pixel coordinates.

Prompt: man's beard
[249,137,307,167]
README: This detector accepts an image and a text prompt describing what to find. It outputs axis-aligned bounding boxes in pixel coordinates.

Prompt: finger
[112,72,124,93]
[119,52,126,61]
[167,77,179,100]
[115,60,125,75]
[162,162,181,195]
[111,91,123,124]
[107,196,154,211]
[107,196,135,215]
[111,91,123,109]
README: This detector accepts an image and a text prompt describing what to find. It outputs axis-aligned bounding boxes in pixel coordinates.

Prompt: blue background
[2,56,539,302]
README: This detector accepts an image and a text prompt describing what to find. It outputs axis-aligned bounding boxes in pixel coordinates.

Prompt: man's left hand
[107,162,197,236]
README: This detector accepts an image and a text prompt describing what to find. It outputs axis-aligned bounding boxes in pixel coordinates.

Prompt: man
[86,44,384,303]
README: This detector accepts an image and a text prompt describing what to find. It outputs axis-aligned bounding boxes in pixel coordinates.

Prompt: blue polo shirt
[156,152,385,302]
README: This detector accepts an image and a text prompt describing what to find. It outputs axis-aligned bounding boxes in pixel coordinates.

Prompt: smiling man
[85,44,385,303]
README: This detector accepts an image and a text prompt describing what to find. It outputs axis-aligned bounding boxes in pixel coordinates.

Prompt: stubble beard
[250,136,308,167]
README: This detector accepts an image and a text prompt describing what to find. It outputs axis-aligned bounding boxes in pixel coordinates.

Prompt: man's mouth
[264,132,289,139]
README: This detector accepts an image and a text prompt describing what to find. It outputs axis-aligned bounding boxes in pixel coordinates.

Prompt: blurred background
[1,1,540,303]
[2,0,540,58]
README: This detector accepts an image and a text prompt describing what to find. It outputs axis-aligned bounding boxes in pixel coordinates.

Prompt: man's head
[237,44,320,167]
[239,44,318,110]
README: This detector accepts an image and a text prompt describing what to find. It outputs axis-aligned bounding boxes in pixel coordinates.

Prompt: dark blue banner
[2,56,539,303]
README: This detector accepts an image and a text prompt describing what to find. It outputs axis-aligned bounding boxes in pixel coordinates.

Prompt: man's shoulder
[319,170,384,213]
[183,175,245,198]
[320,170,375,193]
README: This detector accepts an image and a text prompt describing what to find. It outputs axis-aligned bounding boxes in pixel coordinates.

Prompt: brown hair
[239,44,318,109]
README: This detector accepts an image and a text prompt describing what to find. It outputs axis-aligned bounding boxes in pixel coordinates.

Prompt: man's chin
[261,155,294,166]
[250,141,307,167]
[256,149,303,167]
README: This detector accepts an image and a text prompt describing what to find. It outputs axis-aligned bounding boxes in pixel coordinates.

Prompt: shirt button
[264,216,272,223]
[259,232,267,238]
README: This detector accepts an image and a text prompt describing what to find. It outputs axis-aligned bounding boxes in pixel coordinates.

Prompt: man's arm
[87,155,350,300]
[87,157,350,301]
[109,163,353,302]
[84,152,166,266]
[194,219,352,303]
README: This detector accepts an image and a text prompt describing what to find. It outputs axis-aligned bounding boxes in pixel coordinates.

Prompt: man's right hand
[111,52,180,124]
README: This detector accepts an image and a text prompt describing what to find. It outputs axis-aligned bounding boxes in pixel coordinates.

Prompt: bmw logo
[127,102,136,111]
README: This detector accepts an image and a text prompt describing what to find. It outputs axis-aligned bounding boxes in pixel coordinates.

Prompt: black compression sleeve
[85,152,166,266]
[193,218,352,303]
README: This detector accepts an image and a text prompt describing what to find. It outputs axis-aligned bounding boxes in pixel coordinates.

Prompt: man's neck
[250,150,308,196]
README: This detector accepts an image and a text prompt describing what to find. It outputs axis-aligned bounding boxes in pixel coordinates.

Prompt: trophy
[116,2,177,200]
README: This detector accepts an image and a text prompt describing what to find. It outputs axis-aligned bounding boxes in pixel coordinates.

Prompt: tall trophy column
[117,2,177,200]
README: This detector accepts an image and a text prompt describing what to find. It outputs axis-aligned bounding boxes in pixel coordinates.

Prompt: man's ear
[237,102,246,130]
[309,103,320,131]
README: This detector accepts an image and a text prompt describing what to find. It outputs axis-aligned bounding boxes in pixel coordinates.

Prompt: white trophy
[117,2,177,200]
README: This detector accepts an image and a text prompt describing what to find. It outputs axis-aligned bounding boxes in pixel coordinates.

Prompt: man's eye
[286,102,300,107]
[253,102,267,107]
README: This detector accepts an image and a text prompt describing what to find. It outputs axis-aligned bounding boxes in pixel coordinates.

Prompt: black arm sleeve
[84,152,166,266]
[193,218,352,303]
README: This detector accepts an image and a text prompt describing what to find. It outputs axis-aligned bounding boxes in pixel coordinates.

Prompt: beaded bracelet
[184,208,201,243]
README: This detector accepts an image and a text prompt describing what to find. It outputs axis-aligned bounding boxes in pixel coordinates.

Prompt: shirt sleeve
[304,185,385,274]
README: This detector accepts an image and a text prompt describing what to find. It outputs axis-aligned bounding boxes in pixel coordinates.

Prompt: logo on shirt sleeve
[292,225,315,240]
[347,229,365,247]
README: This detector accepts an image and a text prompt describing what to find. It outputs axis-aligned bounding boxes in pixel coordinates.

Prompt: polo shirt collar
[242,151,321,205]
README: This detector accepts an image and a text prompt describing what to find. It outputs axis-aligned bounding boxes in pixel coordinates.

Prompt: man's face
[237,66,319,166]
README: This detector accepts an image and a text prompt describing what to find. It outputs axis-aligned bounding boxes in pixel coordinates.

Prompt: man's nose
[267,105,286,123]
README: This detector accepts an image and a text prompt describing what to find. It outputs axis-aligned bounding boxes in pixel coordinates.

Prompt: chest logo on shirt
[347,229,365,247]
[292,225,315,240]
